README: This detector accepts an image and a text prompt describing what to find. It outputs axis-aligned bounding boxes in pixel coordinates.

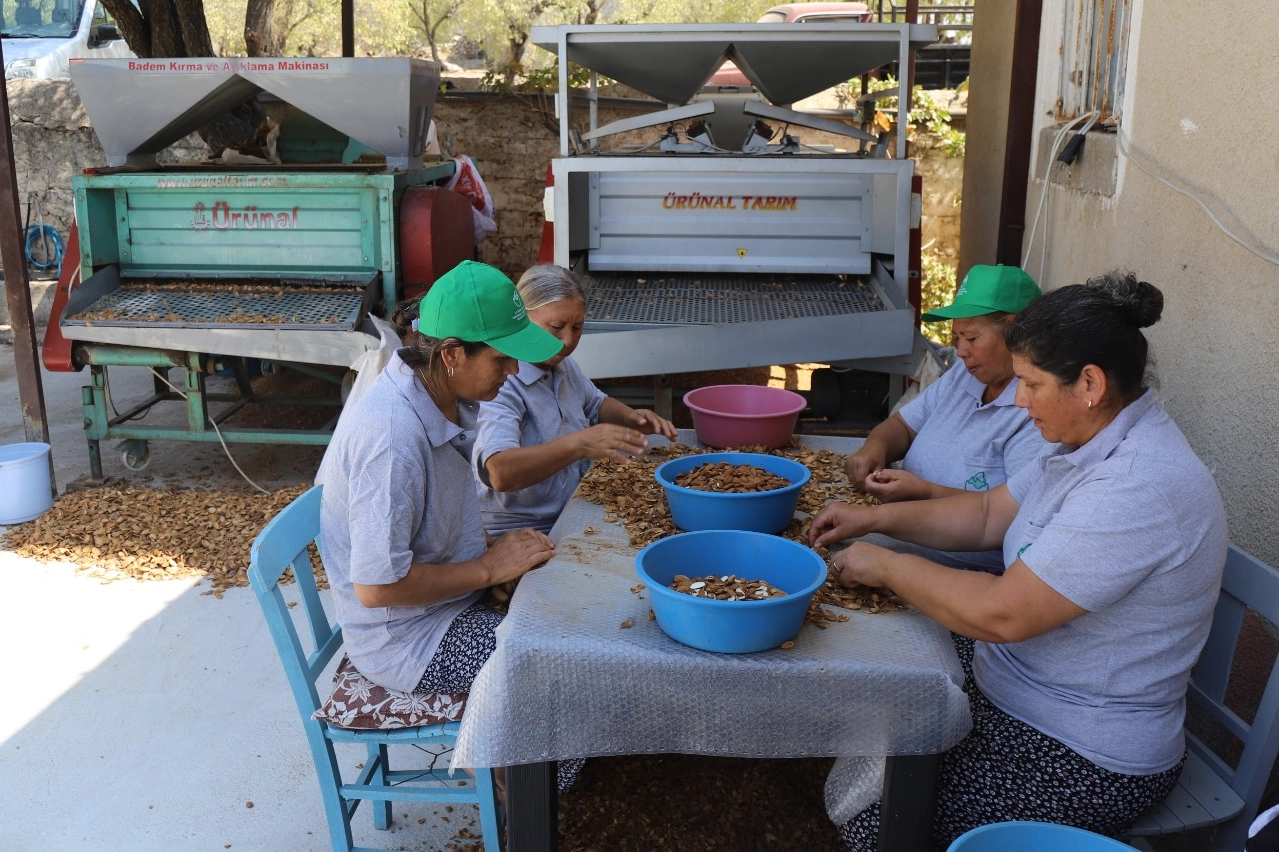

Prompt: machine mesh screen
[583,272,883,325]
[64,281,370,331]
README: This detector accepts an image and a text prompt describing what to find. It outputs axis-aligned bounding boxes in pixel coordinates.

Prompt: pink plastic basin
[683,385,807,449]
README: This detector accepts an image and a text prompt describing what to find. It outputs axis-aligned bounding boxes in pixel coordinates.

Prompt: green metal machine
[48,58,472,479]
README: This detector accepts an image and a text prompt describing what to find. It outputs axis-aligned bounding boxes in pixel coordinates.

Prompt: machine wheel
[119,440,151,471]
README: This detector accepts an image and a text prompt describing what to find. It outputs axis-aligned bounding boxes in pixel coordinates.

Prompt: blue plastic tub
[635,529,828,653]
[947,821,1133,851]
[654,452,810,534]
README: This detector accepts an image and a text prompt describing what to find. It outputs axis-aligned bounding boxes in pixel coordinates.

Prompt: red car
[756,2,873,24]
[708,3,875,87]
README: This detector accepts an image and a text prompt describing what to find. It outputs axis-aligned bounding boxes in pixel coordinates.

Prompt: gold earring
[1087,399,1093,409]
[448,365,454,378]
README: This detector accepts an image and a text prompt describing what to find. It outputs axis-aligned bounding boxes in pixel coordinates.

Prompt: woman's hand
[831,540,896,589]
[808,501,878,549]
[480,528,556,586]
[843,446,887,491]
[861,469,934,503]
[626,408,678,440]
[576,423,649,461]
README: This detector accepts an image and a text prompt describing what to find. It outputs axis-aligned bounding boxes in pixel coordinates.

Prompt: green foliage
[838,75,966,157]
[920,251,958,345]
[911,88,966,157]
[203,0,424,58]
[481,61,594,93]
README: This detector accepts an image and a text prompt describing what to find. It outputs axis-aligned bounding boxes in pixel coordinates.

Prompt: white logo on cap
[511,291,527,321]
[956,274,969,296]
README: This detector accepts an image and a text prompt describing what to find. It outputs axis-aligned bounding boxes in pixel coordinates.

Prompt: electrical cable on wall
[1115,132,1279,269]
[1021,112,1096,281]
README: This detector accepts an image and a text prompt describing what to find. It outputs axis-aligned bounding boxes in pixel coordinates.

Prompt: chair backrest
[247,486,341,721]
[1188,544,1279,825]
[947,820,1132,851]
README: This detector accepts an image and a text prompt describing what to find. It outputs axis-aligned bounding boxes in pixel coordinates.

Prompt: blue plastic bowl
[947,821,1133,851]
[635,529,829,653]
[654,452,810,534]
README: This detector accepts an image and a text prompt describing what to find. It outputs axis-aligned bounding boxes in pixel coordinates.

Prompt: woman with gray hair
[810,271,1227,849]
[472,264,677,536]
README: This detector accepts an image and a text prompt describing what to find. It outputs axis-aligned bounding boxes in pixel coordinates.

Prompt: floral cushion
[313,656,468,730]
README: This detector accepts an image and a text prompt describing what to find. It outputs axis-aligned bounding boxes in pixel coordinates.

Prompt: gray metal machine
[532,23,938,395]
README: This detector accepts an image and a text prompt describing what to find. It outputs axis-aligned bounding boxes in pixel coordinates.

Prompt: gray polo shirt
[893,363,1053,571]
[473,357,607,535]
[318,350,485,693]
[976,390,1227,775]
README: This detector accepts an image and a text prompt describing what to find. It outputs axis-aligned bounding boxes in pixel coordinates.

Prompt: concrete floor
[0,343,484,851]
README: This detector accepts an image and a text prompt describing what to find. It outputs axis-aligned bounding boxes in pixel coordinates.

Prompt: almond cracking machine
[45,58,475,478]
[532,22,939,416]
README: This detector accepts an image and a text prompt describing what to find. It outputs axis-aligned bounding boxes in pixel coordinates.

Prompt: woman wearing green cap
[318,261,564,711]
[842,264,1053,573]
[473,264,678,537]
[813,272,1226,849]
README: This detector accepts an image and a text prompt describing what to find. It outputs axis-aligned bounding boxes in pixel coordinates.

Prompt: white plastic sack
[825,756,885,826]
[446,154,497,244]
[1248,802,1279,851]
[314,315,401,486]
[425,120,441,156]
[890,342,954,416]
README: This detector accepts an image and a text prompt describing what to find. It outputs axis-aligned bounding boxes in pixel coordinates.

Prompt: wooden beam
[0,69,52,453]
[995,0,1043,265]
[342,0,354,57]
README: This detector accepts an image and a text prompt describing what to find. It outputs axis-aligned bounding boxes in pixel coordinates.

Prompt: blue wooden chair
[1127,543,1279,851]
[247,485,504,852]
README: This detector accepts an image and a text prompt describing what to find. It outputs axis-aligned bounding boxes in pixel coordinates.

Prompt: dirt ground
[560,755,844,852]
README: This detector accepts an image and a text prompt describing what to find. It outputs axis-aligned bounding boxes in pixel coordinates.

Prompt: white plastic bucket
[0,442,54,525]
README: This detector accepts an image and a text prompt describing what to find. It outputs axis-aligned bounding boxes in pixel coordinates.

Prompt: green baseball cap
[416,260,563,363]
[920,264,1041,322]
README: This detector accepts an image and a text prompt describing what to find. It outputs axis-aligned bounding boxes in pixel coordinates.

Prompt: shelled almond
[670,573,788,600]
[0,484,325,597]
[673,462,791,493]
[577,441,905,620]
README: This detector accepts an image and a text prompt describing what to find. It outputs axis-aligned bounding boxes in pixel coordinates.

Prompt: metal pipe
[904,0,919,160]
[77,346,187,368]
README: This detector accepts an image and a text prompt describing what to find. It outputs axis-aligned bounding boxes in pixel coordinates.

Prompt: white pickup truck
[3,0,135,79]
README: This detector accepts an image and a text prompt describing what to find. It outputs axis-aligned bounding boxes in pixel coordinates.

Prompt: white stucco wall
[1024,0,1279,564]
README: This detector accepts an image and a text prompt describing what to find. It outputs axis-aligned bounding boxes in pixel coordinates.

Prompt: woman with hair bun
[809,270,1228,849]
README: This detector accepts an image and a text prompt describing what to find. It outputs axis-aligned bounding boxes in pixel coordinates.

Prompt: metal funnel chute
[532,23,938,107]
[69,57,440,170]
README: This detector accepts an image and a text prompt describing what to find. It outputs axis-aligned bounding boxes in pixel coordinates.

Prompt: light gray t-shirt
[893,362,1053,571]
[976,390,1227,775]
[473,357,607,535]
[318,350,485,693]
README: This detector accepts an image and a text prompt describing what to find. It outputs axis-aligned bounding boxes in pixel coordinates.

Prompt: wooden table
[453,434,971,851]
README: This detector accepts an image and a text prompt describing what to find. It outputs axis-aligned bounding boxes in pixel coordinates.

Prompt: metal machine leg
[184,351,208,433]
[654,375,673,421]
[878,752,942,852]
[82,371,106,480]
[507,761,557,852]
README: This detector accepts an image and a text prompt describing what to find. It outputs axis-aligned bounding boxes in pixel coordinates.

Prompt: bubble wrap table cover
[452,434,973,770]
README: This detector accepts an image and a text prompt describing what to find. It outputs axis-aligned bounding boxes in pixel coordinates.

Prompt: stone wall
[3,78,963,302]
